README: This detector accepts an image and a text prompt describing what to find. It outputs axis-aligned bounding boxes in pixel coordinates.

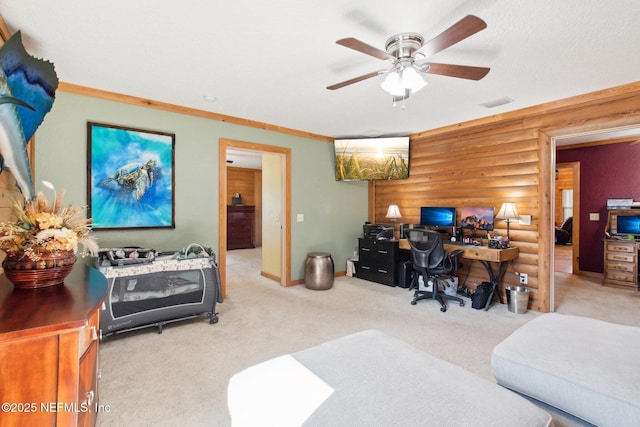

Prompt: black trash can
[397,260,414,288]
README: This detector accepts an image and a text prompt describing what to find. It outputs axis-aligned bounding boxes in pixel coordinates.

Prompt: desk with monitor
[398,239,519,310]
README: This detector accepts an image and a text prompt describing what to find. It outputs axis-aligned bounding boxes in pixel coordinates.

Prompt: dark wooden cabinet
[0,265,108,427]
[357,238,409,286]
[227,205,256,250]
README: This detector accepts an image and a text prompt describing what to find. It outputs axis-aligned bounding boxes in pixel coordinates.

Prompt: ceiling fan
[327,15,490,101]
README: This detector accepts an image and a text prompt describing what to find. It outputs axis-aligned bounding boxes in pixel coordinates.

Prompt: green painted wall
[34,92,368,280]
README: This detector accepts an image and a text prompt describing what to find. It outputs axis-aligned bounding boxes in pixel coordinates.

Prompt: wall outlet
[519,273,528,285]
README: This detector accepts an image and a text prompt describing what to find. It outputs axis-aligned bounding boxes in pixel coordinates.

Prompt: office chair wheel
[440,307,447,312]
[459,301,465,307]
[411,300,417,305]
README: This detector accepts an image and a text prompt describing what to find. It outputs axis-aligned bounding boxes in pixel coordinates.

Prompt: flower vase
[2,250,77,289]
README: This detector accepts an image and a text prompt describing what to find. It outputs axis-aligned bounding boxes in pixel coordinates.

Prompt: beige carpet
[96,248,640,426]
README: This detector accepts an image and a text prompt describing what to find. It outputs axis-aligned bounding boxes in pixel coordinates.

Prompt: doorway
[547,125,640,311]
[554,162,580,274]
[218,139,291,298]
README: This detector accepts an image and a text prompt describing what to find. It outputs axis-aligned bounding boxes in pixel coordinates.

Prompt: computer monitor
[419,207,456,228]
[460,207,495,231]
[615,214,640,236]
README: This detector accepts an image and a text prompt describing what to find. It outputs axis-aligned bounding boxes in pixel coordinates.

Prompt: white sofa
[492,313,640,427]
[228,329,553,426]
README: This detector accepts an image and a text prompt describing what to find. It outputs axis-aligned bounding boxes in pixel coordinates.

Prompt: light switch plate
[296,214,304,222]
[589,213,599,221]
[518,215,531,225]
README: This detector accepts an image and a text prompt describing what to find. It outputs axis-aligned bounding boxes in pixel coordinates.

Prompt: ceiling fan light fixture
[381,67,426,97]
[381,71,405,96]
[402,67,427,93]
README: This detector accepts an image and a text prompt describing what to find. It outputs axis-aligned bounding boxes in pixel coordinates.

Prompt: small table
[304,252,334,290]
[399,239,519,310]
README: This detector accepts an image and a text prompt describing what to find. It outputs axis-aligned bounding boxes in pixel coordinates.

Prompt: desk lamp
[385,205,402,223]
[385,205,402,238]
[496,202,519,240]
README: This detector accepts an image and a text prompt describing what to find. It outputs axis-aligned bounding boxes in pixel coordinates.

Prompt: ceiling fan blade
[336,38,395,61]
[419,15,487,58]
[327,70,383,90]
[423,63,490,80]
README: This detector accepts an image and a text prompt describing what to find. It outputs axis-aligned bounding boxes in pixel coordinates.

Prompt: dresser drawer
[359,241,397,265]
[359,240,396,255]
[361,251,395,268]
[356,263,395,286]
[606,252,636,263]
[605,242,636,253]
[605,270,636,283]
[606,261,636,274]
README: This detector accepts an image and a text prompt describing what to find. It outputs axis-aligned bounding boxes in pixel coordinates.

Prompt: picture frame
[87,122,175,230]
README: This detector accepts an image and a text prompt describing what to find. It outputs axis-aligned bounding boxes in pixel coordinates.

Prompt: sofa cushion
[492,313,640,427]
[229,329,553,426]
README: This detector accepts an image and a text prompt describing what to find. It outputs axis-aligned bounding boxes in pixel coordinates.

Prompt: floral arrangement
[0,182,98,261]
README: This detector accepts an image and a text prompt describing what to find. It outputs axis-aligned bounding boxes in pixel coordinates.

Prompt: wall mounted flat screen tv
[420,207,456,228]
[460,207,495,231]
[334,137,409,181]
[615,214,640,236]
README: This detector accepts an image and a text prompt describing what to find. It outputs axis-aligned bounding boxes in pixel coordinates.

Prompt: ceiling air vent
[481,97,514,108]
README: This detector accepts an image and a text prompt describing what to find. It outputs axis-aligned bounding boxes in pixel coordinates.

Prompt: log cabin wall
[227,166,262,247]
[554,166,574,226]
[370,81,640,312]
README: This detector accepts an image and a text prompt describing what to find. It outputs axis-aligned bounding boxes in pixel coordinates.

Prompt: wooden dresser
[227,205,256,250]
[603,239,639,290]
[0,264,108,427]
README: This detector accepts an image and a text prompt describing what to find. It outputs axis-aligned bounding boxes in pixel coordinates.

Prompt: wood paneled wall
[227,166,262,246]
[554,166,574,226]
[227,167,260,205]
[370,81,640,312]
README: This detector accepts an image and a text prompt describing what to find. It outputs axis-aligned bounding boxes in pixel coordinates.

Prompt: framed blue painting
[87,122,175,230]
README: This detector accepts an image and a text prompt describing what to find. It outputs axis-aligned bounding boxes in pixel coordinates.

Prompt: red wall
[556,142,640,273]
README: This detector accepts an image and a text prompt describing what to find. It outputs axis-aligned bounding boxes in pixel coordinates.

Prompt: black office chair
[406,229,465,312]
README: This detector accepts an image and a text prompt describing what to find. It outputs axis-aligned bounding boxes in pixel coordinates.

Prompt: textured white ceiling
[226,148,263,169]
[1,0,639,139]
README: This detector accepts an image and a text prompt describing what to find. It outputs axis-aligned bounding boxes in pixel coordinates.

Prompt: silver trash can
[505,286,530,314]
[305,252,334,290]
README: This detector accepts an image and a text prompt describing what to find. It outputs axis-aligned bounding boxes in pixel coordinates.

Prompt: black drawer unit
[357,238,409,286]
